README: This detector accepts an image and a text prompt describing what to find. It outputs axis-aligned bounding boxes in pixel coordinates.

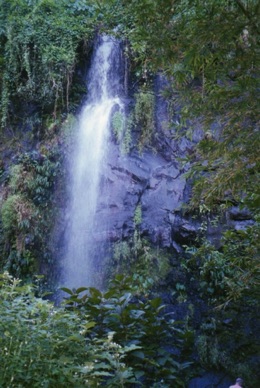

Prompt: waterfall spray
[62,36,123,289]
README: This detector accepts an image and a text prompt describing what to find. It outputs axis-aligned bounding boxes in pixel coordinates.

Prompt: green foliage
[163,0,259,212]
[112,110,124,143]
[1,194,24,235]
[173,282,187,303]
[0,0,96,127]
[196,333,228,369]
[110,236,171,293]
[185,219,260,307]
[122,113,133,154]
[112,88,155,155]
[134,89,155,152]
[181,211,259,385]
[0,150,62,278]
[0,2,258,385]
[134,203,142,226]
[112,110,133,154]
[62,274,193,386]
[194,311,259,387]
[98,0,176,72]
[108,203,171,292]
[0,272,192,387]
[0,272,90,387]
[1,193,37,243]
[101,0,260,235]
[17,152,60,205]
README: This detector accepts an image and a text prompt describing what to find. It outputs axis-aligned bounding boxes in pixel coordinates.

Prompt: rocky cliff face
[89,74,203,255]
[88,73,254,260]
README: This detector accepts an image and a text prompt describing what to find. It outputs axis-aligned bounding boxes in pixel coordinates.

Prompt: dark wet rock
[99,144,190,246]
[229,206,252,221]
[188,372,232,388]
[224,206,255,231]
[171,215,200,245]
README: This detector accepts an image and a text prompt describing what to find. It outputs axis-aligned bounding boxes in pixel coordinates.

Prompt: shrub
[1,194,35,237]
[62,274,193,387]
[0,272,193,387]
[0,272,90,387]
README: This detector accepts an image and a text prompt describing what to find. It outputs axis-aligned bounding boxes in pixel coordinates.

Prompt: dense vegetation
[0,0,259,386]
[1,272,193,387]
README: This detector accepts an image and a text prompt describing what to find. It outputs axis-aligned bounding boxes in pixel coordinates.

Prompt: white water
[62,36,123,289]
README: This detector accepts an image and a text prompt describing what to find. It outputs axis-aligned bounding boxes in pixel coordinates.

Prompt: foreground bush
[0,272,192,387]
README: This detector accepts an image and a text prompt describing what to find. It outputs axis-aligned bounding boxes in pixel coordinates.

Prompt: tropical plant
[0,0,96,128]
[0,272,92,387]
[0,150,62,279]
[0,272,193,387]
[183,212,260,307]
[62,274,193,387]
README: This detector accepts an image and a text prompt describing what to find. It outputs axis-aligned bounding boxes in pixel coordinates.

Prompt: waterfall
[62,36,123,289]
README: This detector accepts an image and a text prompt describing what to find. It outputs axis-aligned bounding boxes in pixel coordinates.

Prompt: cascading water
[62,36,123,289]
